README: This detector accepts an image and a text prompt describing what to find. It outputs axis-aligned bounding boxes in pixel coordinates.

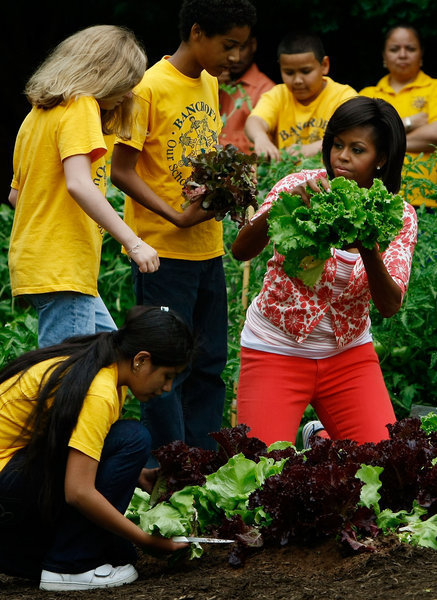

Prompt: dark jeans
[131,257,228,466]
[0,420,150,579]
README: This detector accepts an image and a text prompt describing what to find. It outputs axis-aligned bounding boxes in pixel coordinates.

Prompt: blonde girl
[8,25,159,347]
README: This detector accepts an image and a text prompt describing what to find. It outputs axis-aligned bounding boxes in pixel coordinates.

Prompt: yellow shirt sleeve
[69,365,126,461]
[250,84,285,132]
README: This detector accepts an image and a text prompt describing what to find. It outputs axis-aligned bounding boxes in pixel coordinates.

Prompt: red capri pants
[237,342,395,447]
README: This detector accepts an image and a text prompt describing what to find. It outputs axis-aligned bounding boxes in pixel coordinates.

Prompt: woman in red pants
[232,96,417,447]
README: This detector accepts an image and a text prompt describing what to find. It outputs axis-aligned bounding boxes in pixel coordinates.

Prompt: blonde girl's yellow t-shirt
[360,71,437,207]
[0,359,126,472]
[251,78,357,149]
[9,96,107,296]
[119,57,224,260]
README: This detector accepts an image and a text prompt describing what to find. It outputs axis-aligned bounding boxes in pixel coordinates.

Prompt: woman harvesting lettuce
[232,96,417,448]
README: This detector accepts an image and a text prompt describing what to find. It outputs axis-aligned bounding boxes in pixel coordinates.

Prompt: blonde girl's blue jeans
[24,292,117,347]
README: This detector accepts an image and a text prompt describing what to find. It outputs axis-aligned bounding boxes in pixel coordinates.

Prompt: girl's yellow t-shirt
[9,96,107,296]
[0,359,126,472]
[120,57,224,261]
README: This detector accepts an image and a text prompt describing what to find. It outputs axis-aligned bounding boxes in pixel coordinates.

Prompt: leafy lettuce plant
[182,144,258,226]
[268,177,404,287]
[356,464,437,550]
[126,451,288,558]
[125,418,437,564]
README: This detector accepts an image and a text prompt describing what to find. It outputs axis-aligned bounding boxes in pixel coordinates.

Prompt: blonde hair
[25,25,147,137]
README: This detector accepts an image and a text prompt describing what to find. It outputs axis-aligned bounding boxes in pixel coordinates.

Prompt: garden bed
[1,535,436,599]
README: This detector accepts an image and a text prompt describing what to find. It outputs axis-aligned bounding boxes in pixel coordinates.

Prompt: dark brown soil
[1,536,437,600]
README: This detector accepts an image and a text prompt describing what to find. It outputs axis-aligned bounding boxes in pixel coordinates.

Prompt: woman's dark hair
[384,24,422,51]
[0,306,194,520]
[277,31,326,63]
[322,96,406,193]
[178,0,256,41]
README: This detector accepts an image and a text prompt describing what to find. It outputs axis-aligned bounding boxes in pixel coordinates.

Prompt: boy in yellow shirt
[111,0,256,462]
[245,32,356,161]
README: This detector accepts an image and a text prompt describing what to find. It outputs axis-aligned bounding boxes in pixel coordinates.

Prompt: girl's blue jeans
[24,292,117,347]
[131,257,228,467]
[0,420,150,579]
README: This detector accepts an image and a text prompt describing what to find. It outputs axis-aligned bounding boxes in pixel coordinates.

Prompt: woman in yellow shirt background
[360,25,437,208]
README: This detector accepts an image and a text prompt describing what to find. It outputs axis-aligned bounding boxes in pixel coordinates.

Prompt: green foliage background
[1,152,436,428]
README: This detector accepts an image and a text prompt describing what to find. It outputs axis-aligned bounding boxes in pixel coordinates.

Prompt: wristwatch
[405,117,412,132]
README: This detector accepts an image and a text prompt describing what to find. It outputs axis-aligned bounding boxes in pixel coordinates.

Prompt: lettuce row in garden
[268,176,404,287]
[357,464,437,550]
[126,418,437,565]
[126,452,288,558]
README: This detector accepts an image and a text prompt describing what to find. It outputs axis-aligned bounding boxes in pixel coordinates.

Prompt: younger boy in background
[219,33,275,154]
[245,32,357,161]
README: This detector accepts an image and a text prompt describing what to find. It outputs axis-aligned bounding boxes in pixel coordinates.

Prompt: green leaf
[138,501,190,537]
[355,464,384,514]
[399,507,437,550]
[125,488,151,525]
[420,412,437,435]
[203,453,286,516]
[267,440,296,452]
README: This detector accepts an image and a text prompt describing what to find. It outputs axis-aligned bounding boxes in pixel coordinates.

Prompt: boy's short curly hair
[178,0,256,41]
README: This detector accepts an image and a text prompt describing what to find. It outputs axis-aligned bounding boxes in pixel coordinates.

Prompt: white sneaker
[302,420,325,449]
[39,563,138,591]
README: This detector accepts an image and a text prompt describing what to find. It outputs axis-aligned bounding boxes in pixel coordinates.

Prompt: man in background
[219,33,275,154]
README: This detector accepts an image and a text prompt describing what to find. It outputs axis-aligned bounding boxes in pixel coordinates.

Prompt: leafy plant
[0,205,38,368]
[256,149,324,201]
[370,205,437,416]
[268,177,404,286]
[126,418,437,564]
[182,144,258,226]
[357,465,437,550]
[219,82,253,128]
[402,151,437,206]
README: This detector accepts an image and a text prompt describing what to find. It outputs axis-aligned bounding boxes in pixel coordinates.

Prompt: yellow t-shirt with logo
[9,97,107,297]
[360,71,437,207]
[251,77,357,149]
[0,359,126,472]
[119,57,224,260]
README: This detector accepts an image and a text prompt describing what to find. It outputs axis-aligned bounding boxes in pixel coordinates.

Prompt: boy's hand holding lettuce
[182,144,258,226]
[268,177,404,287]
